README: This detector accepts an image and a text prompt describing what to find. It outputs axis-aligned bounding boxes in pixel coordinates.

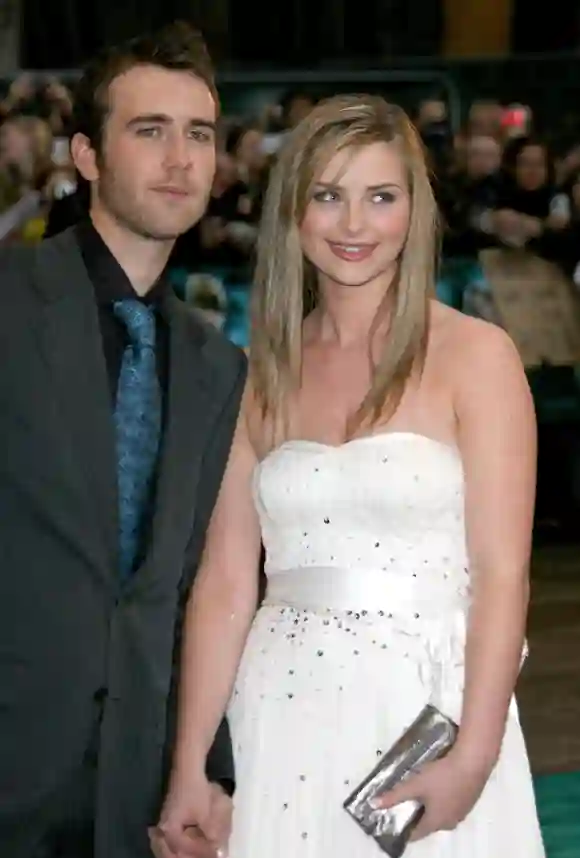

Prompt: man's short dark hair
[73,20,217,154]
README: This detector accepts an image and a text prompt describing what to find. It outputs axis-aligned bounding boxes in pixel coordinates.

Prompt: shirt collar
[75,218,170,307]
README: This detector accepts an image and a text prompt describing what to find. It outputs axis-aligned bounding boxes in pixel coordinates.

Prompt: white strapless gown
[227,434,545,857]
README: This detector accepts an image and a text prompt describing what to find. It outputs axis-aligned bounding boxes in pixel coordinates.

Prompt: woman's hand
[150,776,232,858]
[372,748,495,841]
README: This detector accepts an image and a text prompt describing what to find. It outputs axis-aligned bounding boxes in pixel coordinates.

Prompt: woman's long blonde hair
[249,93,439,444]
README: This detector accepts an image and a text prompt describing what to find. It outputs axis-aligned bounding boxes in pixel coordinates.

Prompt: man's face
[74,64,217,241]
[286,96,314,128]
[465,135,501,179]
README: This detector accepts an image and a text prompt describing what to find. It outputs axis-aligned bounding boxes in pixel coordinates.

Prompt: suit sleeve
[182,349,247,581]
[198,353,247,791]
[165,348,247,794]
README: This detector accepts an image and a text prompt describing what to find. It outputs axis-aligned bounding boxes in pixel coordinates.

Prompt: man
[0,21,244,858]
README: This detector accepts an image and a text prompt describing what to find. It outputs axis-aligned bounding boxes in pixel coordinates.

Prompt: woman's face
[515,144,548,191]
[299,141,411,292]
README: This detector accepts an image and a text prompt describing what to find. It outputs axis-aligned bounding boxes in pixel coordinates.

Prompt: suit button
[94,687,108,703]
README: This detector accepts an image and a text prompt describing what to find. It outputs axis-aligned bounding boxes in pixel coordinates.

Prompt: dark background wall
[19,0,580,74]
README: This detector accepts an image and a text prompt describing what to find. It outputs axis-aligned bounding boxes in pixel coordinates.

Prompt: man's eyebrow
[126,114,217,130]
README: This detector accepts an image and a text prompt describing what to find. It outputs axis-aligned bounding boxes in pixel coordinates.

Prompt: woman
[489,136,568,249]
[155,95,544,857]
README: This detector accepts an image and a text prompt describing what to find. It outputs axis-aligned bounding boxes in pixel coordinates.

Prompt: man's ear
[70,133,99,182]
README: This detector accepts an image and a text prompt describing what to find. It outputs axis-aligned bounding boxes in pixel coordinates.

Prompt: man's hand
[149,780,232,858]
[149,824,215,858]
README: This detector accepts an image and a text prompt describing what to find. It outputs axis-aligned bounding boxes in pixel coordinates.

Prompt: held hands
[149,777,232,858]
[372,748,494,841]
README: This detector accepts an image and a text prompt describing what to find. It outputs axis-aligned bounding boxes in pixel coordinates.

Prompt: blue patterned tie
[113,299,162,579]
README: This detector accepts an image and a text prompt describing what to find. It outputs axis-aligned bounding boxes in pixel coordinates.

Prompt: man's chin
[139,219,197,242]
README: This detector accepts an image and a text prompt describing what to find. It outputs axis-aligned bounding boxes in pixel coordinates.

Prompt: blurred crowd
[0,73,75,234]
[429,97,580,284]
[2,71,580,535]
[4,73,580,286]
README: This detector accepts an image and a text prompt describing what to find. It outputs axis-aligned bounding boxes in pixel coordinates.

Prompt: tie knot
[113,300,156,349]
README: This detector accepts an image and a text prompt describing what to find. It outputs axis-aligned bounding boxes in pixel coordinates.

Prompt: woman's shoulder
[430,299,524,379]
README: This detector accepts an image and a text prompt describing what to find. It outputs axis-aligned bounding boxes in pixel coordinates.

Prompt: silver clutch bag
[343,704,458,857]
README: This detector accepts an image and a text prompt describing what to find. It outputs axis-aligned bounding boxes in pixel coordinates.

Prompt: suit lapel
[34,230,118,575]
[128,294,219,594]
[35,233,224,591]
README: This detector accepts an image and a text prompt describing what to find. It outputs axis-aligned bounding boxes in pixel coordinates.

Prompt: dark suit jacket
[0,227,246,857]
[43,183,90,240]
